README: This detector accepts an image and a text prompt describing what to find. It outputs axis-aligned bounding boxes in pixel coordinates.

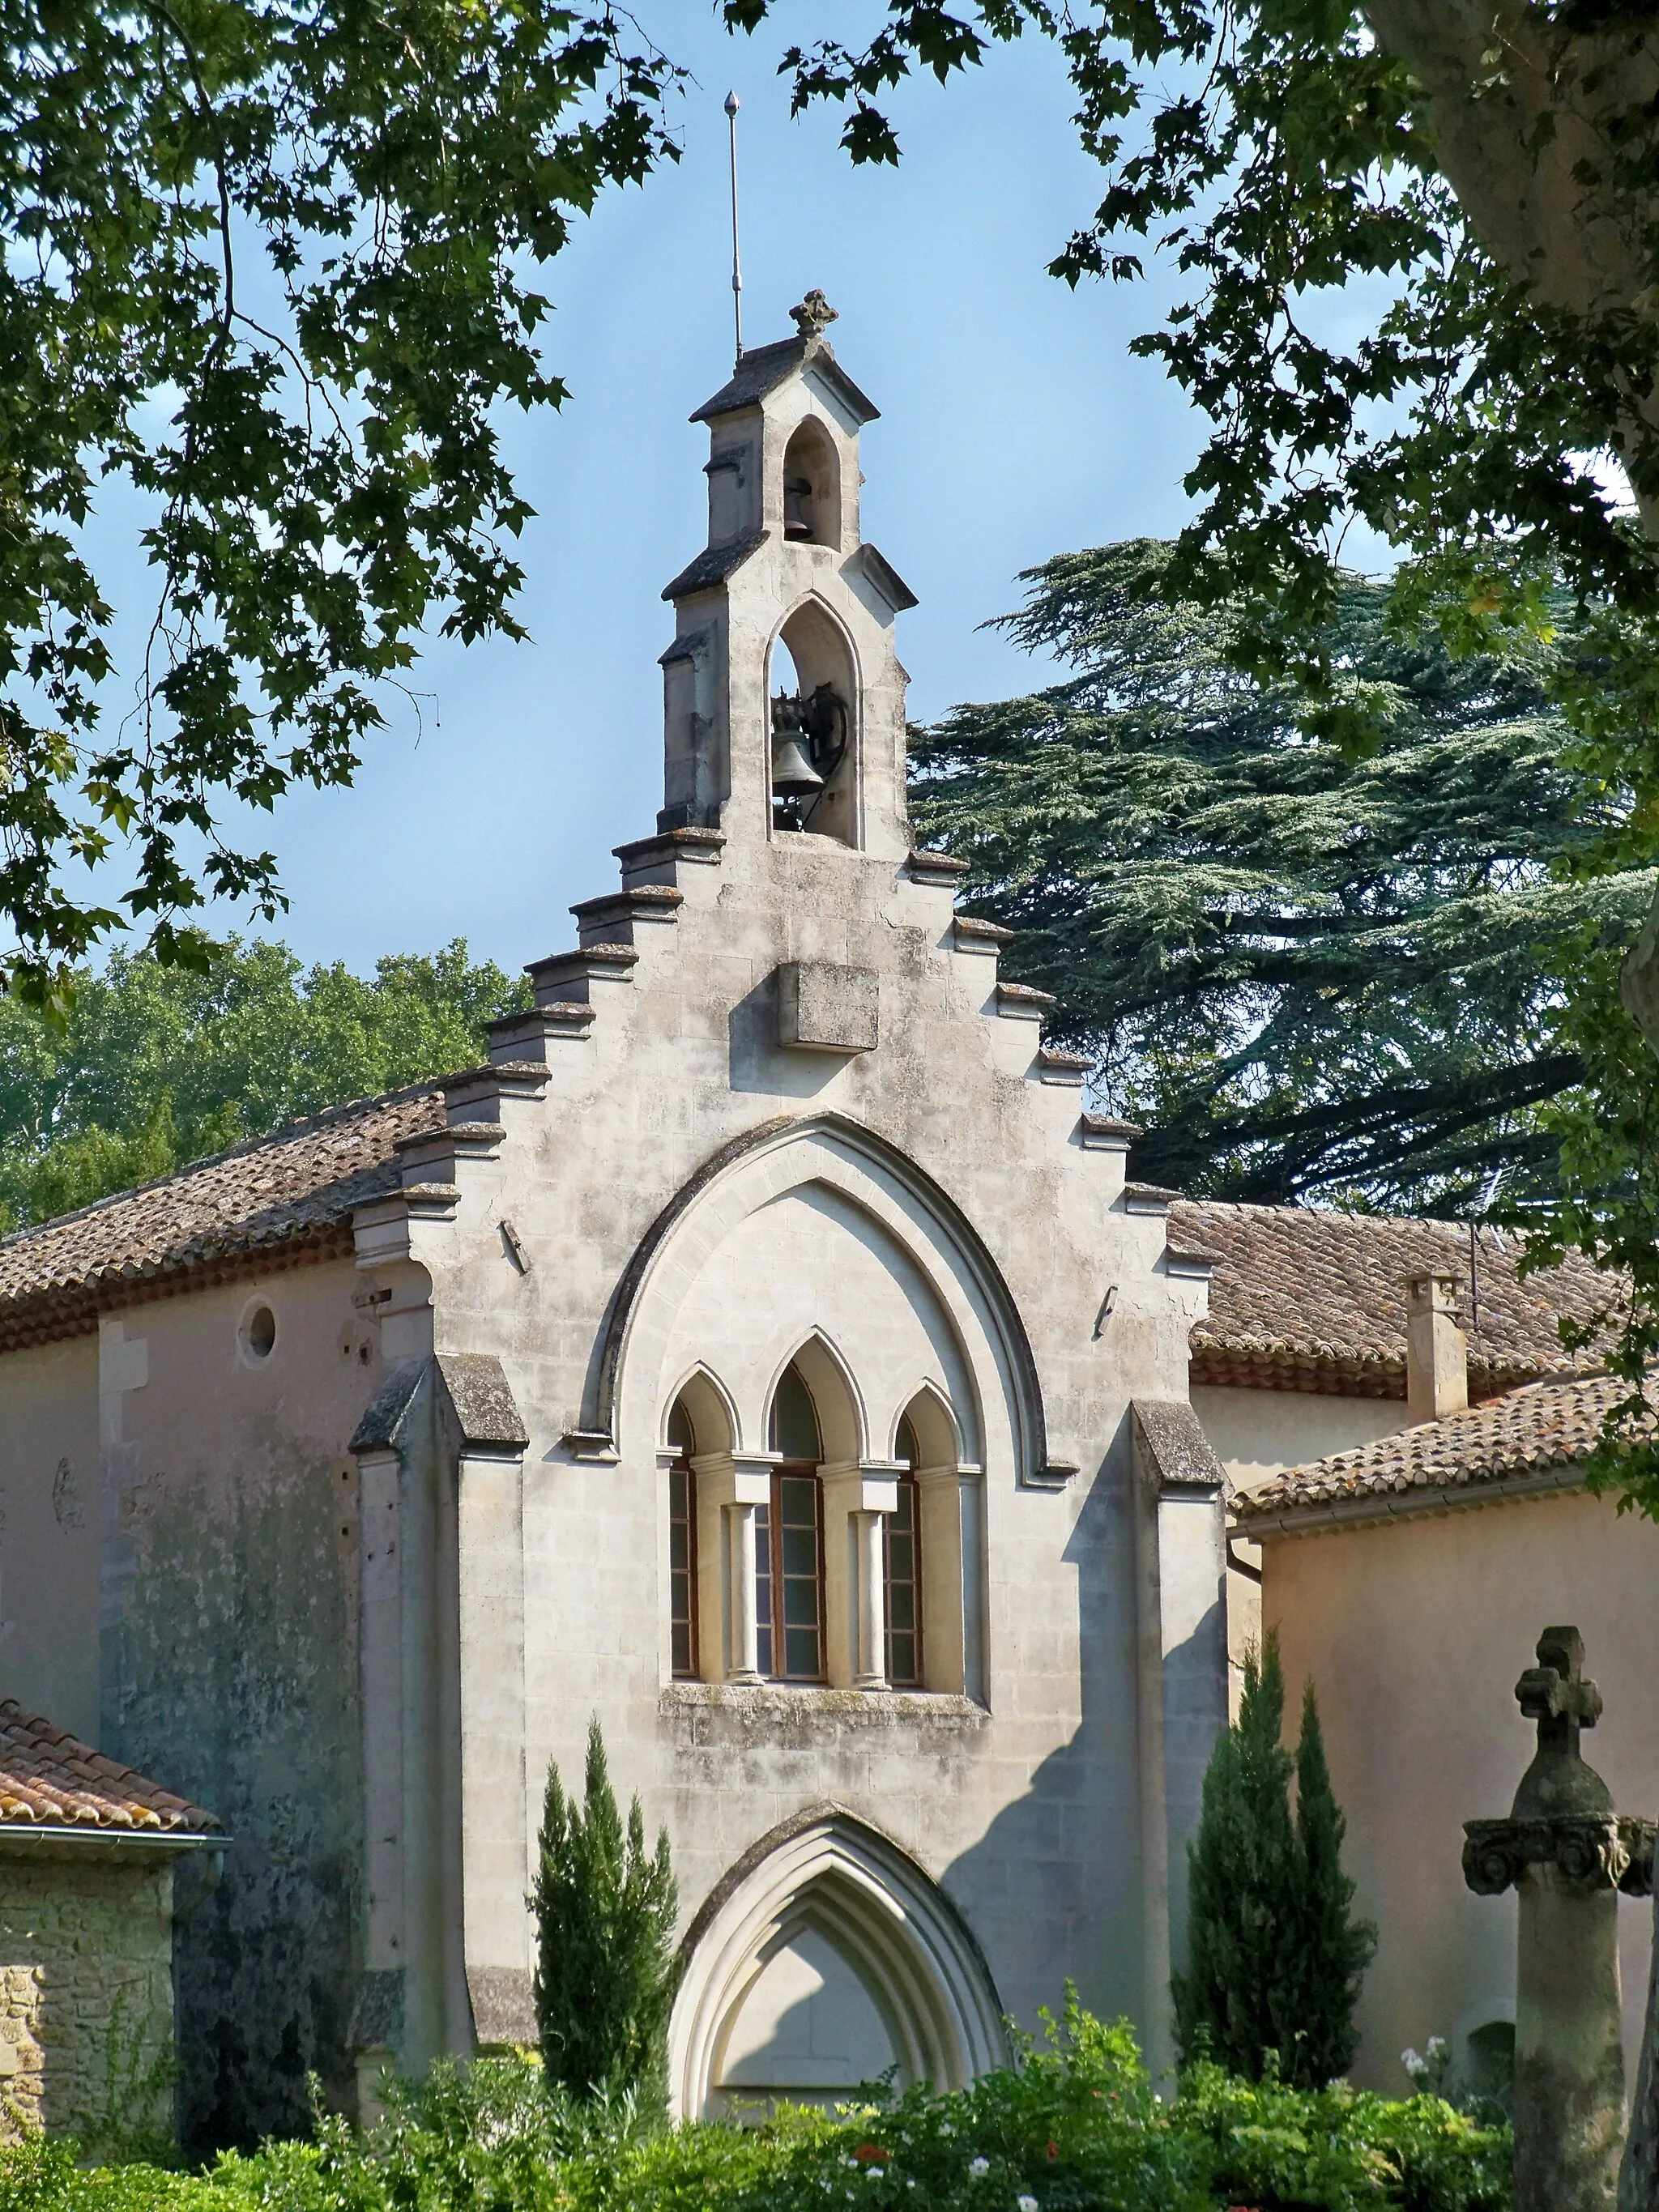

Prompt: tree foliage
[0,0,680,1002]
[911,539,1651,1212]
[531,1718,680,2108]
[0,935,527,1228]
[1175,1639,1375,2091]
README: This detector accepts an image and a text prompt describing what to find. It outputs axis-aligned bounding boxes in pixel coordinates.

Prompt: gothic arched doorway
[669,1808,1006,2117]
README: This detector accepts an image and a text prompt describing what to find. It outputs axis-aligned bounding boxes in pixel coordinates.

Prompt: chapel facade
[0,301,1231,2150]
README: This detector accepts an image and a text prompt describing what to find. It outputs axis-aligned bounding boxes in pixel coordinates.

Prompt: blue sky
[88,10,1222,977]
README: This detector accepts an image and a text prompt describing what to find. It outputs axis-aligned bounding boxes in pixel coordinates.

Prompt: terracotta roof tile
[1233,1371,1639,1524]
[0,1083,446,1349]
[0,1701,218,1835]
[1175,1200,1613,1399]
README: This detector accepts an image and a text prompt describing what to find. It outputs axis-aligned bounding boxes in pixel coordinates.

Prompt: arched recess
[670,1806,1007,2117]
[591,1112,1053,1487]
[766,1331,864,1465]
[782,419,842,548]
[893,1380,961,1469]
[768,595,860,846]
[662,1362,740,1455]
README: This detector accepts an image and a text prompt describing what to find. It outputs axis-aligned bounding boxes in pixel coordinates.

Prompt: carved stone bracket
[1463,1813,1657,1899]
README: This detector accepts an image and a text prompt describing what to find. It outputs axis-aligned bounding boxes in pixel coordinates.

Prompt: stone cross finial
[791,290,838,339]
[1517,1625,1603,1762]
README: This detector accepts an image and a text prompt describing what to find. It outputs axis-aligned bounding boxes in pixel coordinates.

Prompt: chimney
[1405,1272,1468,1423]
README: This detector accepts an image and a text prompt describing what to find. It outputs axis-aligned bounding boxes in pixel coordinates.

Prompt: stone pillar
[854,1510,888,1690]
[693,1454,768,1681]
[1464,1626,1656,2212]
[821,1464,898,1689]
[727,1503,761,1682]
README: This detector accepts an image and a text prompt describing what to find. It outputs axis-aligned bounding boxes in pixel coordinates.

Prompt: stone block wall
[0,1850,175,2150]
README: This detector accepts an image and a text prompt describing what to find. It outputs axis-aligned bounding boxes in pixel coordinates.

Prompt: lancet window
[760,1365,825,1681]
[662,1362,975,1700]
[885,1416,923,1690]
[667,1400,699,1679]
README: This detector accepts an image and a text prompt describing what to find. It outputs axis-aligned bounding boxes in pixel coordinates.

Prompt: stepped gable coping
[690,335,880,428]
[1081,1114,1143,1142]
[663,530,768,603]
[996,979,1055,1012]
[908,848,970,878]
[0,1699,218,1840]
[526,944,638,979]
[1180,1198,1614,1402]
[953,915,1014,944]
[1232,1371,1639,1533]
[0,1083,447,1355]
[614,828,726,869]
[571,885,684,923]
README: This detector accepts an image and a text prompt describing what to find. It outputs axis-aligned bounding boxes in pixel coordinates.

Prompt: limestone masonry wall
[0,1851,174,2149]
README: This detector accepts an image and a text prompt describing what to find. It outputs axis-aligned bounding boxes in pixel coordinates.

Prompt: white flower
[970,2157,990,2176]
[1018,2197,1039,2212]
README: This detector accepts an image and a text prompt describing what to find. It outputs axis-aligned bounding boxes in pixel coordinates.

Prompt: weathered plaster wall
[0,1848,174,2150]
[1261,1490,1659,2093]
[371,810,1205,2075]
[93,1259,377,2152]
[0,1338,100,1740]
[1190,1385,1410,1494]
[1192,1384,1412,1690]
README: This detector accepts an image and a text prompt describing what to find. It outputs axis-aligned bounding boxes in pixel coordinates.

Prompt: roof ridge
[1175,1195,1490,1232]
[0,1075,447,1253]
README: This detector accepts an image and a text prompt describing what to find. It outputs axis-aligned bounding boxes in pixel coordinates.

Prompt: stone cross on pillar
[1465,1627,1656,2212]
[1517,1627,1602,1771]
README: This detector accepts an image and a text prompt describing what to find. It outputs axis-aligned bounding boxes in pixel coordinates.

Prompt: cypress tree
[1173,1638,1299,2080]
[1289,1680,1377,2086]
[531,1717,680,2105]
[1174,1639,1374,2086]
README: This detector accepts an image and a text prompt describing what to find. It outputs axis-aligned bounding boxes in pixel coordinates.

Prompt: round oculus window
[241,1302,277,1362]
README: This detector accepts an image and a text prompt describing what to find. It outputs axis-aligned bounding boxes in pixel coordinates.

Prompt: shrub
[0,2006,1508,2212]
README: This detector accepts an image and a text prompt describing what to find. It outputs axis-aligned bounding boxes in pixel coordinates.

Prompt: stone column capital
[1463,1813,1657,1899]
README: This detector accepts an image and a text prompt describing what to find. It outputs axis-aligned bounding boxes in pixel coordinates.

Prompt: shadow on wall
[936,1411,1152,2047]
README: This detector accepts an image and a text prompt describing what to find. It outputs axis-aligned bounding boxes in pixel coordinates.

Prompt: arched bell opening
[781,419,842,549]
[768,600,859,846]
[671,1809,1008,2119]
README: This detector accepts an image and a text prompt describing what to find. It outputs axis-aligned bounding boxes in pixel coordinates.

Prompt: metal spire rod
[725,90,743,362]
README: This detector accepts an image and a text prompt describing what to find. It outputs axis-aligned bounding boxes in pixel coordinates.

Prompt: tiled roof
[1175,1200,1614,1400]
[1233,1372,1636,1528]
[0,1701,218,1836]
[0,1084,445,1353]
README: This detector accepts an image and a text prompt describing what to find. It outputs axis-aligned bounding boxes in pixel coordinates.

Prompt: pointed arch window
[667,1400,699,1679]
[886,1416,923,1689]
[759,1364,825,1681]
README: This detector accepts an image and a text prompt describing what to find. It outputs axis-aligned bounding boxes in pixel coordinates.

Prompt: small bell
[770,731,823,799]
[783,472,813,541]
[771,693,824,828]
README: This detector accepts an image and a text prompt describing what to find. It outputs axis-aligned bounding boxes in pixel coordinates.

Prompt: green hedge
[0,2005,1508,2212]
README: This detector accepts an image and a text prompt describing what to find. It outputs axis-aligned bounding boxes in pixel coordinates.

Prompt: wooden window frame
[668,1451,699,1680]
[884,1468,923,1689]
[757,1463,825,1683]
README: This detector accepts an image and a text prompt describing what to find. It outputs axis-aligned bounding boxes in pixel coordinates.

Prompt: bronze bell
[770,694,824,820]
[783,472,813,540]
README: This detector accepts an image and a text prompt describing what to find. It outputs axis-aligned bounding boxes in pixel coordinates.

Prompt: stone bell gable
[0,302,1230,2143]
[341,301,1226,2109]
